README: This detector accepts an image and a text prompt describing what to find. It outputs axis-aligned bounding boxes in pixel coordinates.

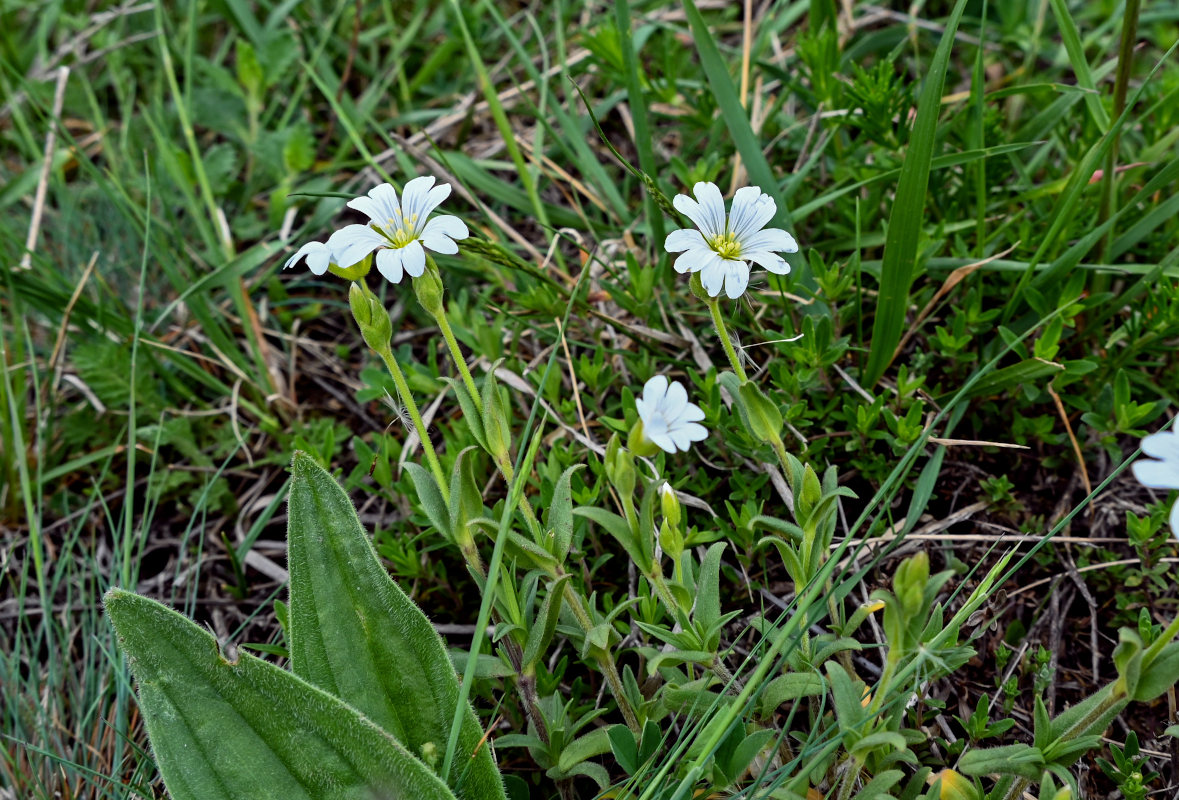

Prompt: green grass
[3,0,1179,797]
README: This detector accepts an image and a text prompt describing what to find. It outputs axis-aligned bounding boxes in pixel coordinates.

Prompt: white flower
[327,176,469,284]
[284,241,333,275]
[635,376,707,454]
[1132,428,1179,537]
[664,182,799,299]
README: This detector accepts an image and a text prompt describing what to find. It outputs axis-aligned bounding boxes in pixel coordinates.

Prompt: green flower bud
[414,259,445,316]
[737,380,784,447]
[658,519,684,563]
[328,252,373,281]
[348,282,392,352]
[689,271,711,302]
[480,369,512,465]
[604,434,637,504]
[658,482,681,529]
[627,420,661,458]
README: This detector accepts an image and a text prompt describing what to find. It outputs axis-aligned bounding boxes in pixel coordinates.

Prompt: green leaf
[286,452,506,800]
[759,673,826,716]
[862,0,970,385]
[1136,642,1179,701]
[694,542,727,638]
[405,462,454,541]
[573,506,652,573]
[549,465,582,562]
[522,575,570,670]
[104,589,460,800]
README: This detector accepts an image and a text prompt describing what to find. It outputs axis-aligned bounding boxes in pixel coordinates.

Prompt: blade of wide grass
[1048,0,1110,131]
[862,0,970,386]
[681,0,806,286]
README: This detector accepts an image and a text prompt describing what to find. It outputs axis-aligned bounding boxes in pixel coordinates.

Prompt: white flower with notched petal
[635,376,708,454]
[284,241,333,275]
[664,182,799,299]
[327,176,469,284]
[1132,427,1179,538]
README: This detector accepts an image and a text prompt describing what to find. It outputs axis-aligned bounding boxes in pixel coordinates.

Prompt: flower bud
[605,434,637,504]
[414,259,445,316]
[658,520,684,563]
[627,420,661,458]
[348,282,392,352]
[688,271,711,302]
[328,252,373,281]
[658,482,681,529]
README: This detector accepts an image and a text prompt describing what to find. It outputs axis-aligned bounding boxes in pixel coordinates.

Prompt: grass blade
[862,0,970,386]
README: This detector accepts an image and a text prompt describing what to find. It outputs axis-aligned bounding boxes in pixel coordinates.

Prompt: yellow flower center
[709,231,741,260]
[383,212,420,249]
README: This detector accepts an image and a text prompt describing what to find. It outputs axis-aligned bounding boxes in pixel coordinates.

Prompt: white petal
[415,184,453,234]
[728,187,776,240]
[400,176,451,234]
[665,228,707,253]
[369,183,403,220]
[673,183,724,238]
[746,250,791,275]
[376,248,405,284]
[662,381,689,416]
[669,421,708,451]
[1141,431,1179,462]
[422,232,459,255]
[647,429,677,454]
[700,259,727,297]
[1132,459,1179,489]
[347,195,386,225]
[284,241,330,274]
[328,225,387,267]
[421,214,468,250]
[723,260,750,299]
[743,228,798,254]
[401,240,427,277]
[692,182,727,237]
[676,402,705,424]
[674,247,711,274]
[642,375,669,406]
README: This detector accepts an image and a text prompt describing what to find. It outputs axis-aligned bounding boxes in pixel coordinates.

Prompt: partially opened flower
[664,182,798,299]
[284,241,333,275]
[327,176,469,285]
[633,375,707,455]
[1132,427,1179,537]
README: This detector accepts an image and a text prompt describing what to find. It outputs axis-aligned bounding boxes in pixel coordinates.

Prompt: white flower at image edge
[636,376,707,454]
[1132,428,1179,537]
[664,182,799,299]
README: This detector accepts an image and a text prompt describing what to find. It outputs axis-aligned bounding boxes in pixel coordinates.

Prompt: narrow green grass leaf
[286,452,506,800]
[614,0,664,244]
[104,589,461,800]
[862,0,970,386]
[1048,0,1110,131]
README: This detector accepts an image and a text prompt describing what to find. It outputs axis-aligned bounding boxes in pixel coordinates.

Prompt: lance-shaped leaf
[286,452,506,800]
[104,588,459,800]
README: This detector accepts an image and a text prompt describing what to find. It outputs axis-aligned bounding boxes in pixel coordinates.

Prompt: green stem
[1144,611,1179,664]
[430,298,483,415]
[563,581,641,733]
[709,298,748,381]
[375,346,449,494]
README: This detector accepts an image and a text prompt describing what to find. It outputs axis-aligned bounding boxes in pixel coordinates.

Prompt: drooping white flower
[327,176,469,284]
[664,182,799,299]
[1132,427,1179,537]
[284,241,333,275]
[635,376,708,454]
